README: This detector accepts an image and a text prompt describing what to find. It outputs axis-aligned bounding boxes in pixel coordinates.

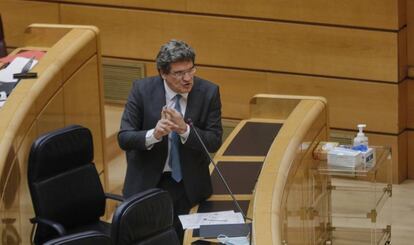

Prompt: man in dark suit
[118,39,222,242]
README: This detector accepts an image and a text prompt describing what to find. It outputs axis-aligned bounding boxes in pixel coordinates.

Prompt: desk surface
[184,119,283,244]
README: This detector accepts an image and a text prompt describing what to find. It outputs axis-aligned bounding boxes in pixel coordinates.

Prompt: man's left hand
[163,108,187,134]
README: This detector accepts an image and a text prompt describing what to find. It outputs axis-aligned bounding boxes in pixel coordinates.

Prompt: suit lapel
[185,78,203,122]
[153,76,166,114]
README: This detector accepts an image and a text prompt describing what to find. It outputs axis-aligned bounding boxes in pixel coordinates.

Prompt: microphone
[187,118,252,244]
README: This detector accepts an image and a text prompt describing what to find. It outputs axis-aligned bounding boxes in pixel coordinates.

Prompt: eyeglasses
[169,66,196,79]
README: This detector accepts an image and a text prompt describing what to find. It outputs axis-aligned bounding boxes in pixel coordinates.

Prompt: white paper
[0,91,6,108]
[217,235,250,245]
[0,57,38,83]
[179,210,245,230]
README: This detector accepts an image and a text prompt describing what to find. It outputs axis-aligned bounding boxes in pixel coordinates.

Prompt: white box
[313,141,340,160]
[327,148,363,168]
[361,148,376,168]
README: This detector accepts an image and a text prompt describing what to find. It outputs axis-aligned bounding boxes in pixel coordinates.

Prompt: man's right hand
[153,118,177,140]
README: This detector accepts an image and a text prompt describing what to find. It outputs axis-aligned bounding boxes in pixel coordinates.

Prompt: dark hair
[156,39,195,74]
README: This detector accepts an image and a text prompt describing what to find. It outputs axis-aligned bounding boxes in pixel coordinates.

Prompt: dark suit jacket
[118,76,222,206]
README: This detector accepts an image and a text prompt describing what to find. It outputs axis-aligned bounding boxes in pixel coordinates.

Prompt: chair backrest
[43,231,112,245]
[28,125,106,243]
[111,188,180,245]
[0,14,7,57]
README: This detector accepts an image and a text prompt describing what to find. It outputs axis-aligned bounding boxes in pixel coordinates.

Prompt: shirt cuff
[145,129,162,149]
[179,124,190,143]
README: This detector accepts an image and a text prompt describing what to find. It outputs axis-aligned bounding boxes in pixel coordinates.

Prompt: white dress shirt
[144,80,190,172]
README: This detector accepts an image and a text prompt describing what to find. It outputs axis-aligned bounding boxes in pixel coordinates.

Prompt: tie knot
[175,94,182,101]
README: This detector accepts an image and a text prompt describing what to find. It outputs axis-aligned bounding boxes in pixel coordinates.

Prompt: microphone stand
[187,119,252,244]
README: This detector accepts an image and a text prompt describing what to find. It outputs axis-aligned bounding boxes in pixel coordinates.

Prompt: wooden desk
[184,94,330,245]
[0,24,106,244]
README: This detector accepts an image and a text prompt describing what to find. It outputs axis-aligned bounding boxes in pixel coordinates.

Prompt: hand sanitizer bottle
[353,124,368,149]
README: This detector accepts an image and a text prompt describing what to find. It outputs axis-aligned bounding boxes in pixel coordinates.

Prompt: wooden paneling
[60,4,399,82]
[407,0,414,66]
[397,131,408,182]
[399,0,408,29]
[399,28,408,81]
[188,0,405,30]
[48,0,186,11]
[143,62,400,133]
[408,131,414,178]
[196,67,268,120]
[35,0,404,30]
[399,80,408,131]
[265,74,400,134]
[0,0,59,47]
[408,79,414,128]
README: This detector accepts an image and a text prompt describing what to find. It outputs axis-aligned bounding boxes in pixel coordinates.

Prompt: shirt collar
[163,80,188,102]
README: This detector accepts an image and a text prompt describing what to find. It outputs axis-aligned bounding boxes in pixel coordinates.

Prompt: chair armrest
[105,193,124,202]
[30,217,66,236]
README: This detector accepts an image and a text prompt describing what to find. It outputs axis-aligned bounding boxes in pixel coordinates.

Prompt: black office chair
[43,231,112,245]
[27,125,123,245]
[111,188,180,245]
[0,14,7,57]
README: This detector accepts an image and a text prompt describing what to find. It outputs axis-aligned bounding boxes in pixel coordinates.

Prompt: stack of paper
[328,147,362,169]
[0,57,38,83]
[179,210,244,230]
[0,57,38,98]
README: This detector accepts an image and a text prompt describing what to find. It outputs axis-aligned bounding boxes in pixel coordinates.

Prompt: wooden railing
[0,24,106,245]
[251,95,329,244]
[183,94,329,244]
